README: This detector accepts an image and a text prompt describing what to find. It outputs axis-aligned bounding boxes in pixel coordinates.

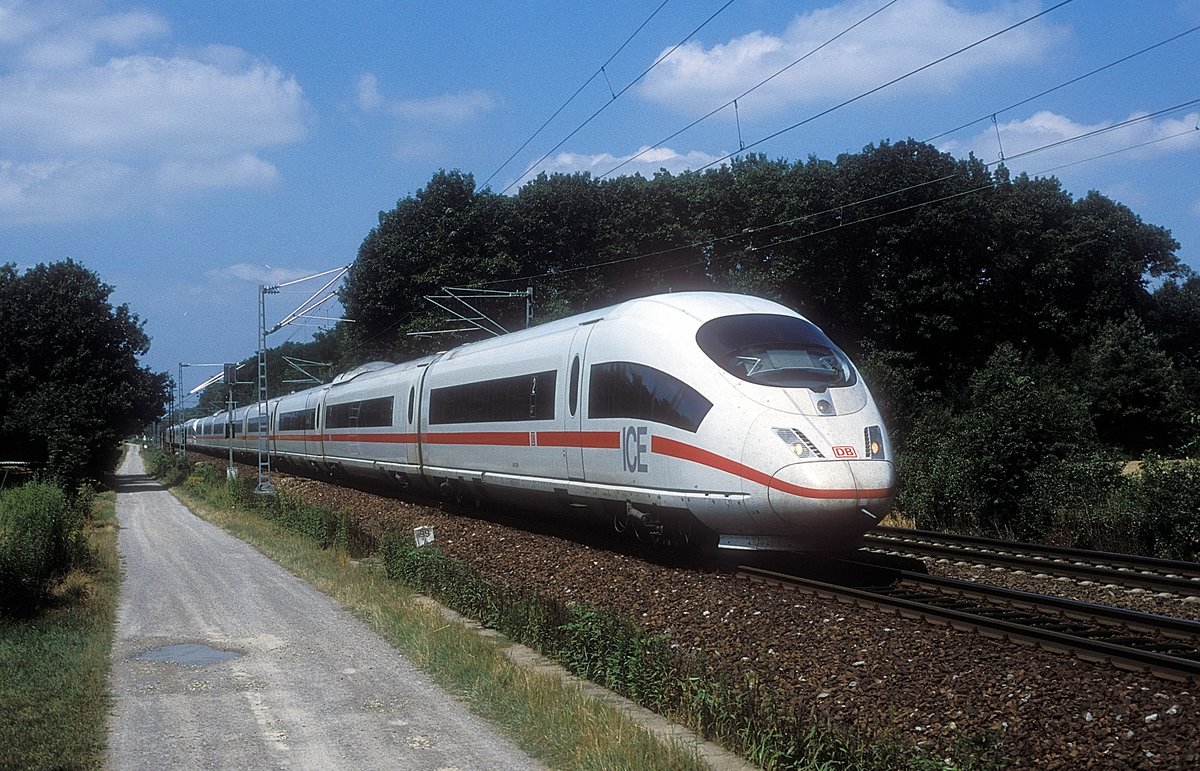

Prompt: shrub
[261,490,345,549]
[897,344,1098,539]
[1106,459,1200,561]
[0,482,84,613]
[375,533,962,768]
[142,448,192,487]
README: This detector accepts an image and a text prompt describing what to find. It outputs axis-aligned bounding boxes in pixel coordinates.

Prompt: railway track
[864,526,1200,597]
[739,562,1200,682]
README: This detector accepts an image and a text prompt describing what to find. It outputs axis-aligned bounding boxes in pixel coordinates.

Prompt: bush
[375,533,964,769]
[1104,459,1200,561]
[380,532,497,620]
[897,344,1098,538]
[141,448,192,487]
[262,490,346,549]
[0,482,85,613]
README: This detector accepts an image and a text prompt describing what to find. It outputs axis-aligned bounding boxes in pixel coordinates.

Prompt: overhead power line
[1033,124,1199,177]
[924,23,1200,143]
[482,0,672,189]
[693,0,1076,173]
[994,97,1200,164]
[480,100,1193,290]
[598,0,900,180]
[500,0,737,194]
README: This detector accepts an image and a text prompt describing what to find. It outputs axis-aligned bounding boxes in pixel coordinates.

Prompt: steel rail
[895,569,1200,641]
[738,565,1200,682]
[864,527,1200,596]
[872,526,1200,577]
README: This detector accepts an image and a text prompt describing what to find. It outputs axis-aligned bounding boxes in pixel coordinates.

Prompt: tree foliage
[249,139,1200,546]
[336,142,1193,449]
[898,344,1100,538]
[0,259,170,484]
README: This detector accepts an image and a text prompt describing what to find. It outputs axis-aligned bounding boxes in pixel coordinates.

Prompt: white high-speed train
[171,292,895,551]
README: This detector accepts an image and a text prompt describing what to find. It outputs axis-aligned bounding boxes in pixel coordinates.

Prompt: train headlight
[864,425,885,460]
[773,427,824,459]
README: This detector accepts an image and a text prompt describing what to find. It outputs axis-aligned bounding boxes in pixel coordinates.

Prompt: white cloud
[941,110,1200,174]
[532,145,727,181]
[0,157,135,223]
[157,154,281,192]
[638,0,1065,115]
[0,3,169,69]
[350,75,499,160]
[0,54,308,158]
[350,74,497,126]
[207,263,314,286]
[390,89,498,124]
[0,2,310,225]
[355,72,381,111]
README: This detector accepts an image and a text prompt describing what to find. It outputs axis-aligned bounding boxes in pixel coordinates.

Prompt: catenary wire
[747,96,1200,243]
[499,0,736,195]
[995,97,1200,164]
[1032,125,1199,176]
[477,104,1190,289]
[597,0,900,180]
[692,0,1076,174]
[481,0,672,189]
[596,15,1197,183]
[924,23,1200,143]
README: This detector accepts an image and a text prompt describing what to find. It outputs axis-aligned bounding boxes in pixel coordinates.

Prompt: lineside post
[256,284,278,495]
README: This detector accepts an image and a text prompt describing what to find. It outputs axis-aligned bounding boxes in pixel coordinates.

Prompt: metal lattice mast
[256,284,278,494]
[253,268,347,494]
[177,362,186,457]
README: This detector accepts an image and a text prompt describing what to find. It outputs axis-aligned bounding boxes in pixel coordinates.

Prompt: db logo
[832,446,858,458]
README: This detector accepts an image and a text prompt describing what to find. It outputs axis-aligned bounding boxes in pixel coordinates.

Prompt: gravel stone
[258,466,1199,769]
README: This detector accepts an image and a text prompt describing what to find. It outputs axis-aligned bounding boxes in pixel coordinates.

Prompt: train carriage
[171,291,895,552]
[272,387,326,468]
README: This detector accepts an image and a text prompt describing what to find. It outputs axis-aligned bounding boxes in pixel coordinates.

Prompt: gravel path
[107,449,541,770]
[273,469,1200,770]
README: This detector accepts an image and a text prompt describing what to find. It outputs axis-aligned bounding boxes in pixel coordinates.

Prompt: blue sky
[1,0,1198,394]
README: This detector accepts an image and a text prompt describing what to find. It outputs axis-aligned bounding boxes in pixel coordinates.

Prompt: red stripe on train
[650,436,890,501]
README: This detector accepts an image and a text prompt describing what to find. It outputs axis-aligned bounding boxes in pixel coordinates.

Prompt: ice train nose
[766,460,895,517]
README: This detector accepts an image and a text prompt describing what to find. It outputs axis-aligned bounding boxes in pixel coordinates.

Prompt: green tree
[194,332,345,417]
[1073,314,1189,453]
[898,344,1099,537]
[340,170,518,360]
[0,260,170,484]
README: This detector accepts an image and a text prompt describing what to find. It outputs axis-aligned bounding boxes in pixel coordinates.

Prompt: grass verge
[154,452,1004,770]
[0,489,120,771]
[162,461,711,770]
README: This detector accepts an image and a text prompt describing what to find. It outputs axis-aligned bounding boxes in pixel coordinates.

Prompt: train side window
[429,370,557,424]
[588,361,712,432]
[279,409,316,432]
[407,386,415,424]
[569,356,581,417]
[326,396,394,429]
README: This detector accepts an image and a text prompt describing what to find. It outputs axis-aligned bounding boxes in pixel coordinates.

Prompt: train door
[303,390,322,461]
[564,321,597,480]
[313,388,329,470]
[404,379,420,467]
[411,358,441,475]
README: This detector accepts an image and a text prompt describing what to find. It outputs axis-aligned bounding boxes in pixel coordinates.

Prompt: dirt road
[107,448,540,769]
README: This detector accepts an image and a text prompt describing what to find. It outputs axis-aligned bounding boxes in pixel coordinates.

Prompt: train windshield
[696,313,857,390]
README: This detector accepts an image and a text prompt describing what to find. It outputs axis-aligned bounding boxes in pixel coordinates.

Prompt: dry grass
[171,485,710,771]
